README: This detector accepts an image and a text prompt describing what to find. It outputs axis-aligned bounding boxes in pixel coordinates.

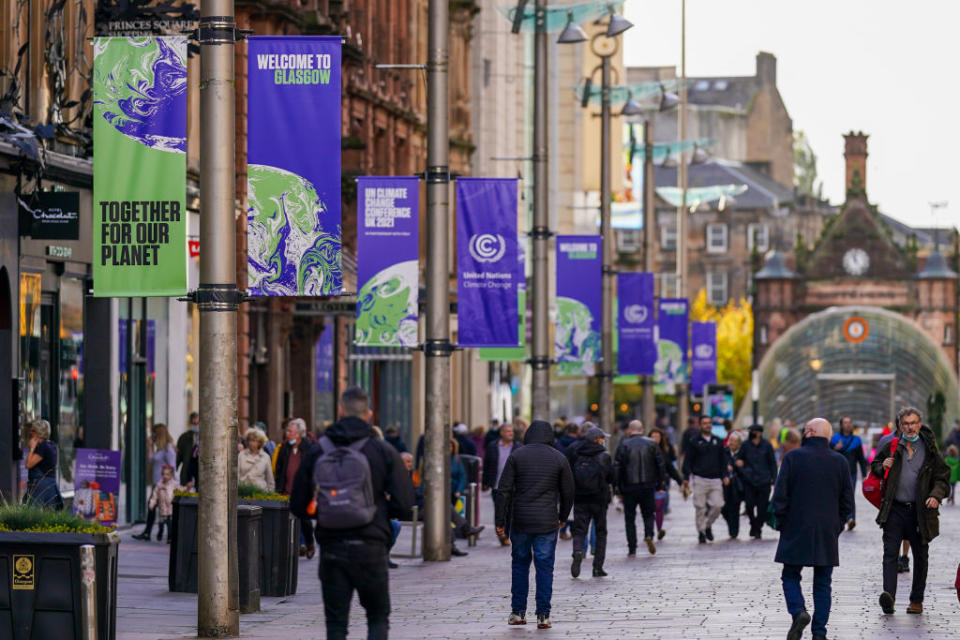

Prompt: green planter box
[0,530,120,640]
[240,499,298,597]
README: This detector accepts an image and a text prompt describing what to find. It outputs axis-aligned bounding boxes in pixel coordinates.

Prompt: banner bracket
[180,285,253,311]
[421,339,458,356]
[527,356,553,370]
[425,165,451,184]
[198,16,240,45]
[602,266,618,275]
[528,225,553,239]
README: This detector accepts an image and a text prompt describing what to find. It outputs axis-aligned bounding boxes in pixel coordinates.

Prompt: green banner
[93,37,187,297]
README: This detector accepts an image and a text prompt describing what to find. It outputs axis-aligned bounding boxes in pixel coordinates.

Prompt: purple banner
[316,325,334,393]
[247,36,342,296]
[556,235,602,371]
[355,177,419,347]
[654,298,688,394]
[617,272,655,375]
[73,448,122,527]
[456,178,521,347]
[691,321,717,393]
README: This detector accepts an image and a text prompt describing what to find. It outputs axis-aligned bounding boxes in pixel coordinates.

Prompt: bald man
[772,418,855,640]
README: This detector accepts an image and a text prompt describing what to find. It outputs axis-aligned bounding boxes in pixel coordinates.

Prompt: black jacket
[494,421,574,535]
[682,432,726,480]
[871,425,950,543]
[614,434,666,492]
[482,439,520,490]
[289,417,415,546]
[739,436,778,488]
[660,443,684,486]
[175,429,198,476]
[773,437,854,567]
[566,439,615,503]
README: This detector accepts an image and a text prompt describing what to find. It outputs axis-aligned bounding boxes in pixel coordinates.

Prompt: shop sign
[19,192,80,240]
[46,246,73,259]
[13,554,34,590]
[95,0,199,37]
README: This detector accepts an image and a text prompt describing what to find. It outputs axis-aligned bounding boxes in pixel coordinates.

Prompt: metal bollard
[80,544,97,640]
[467,482,479,547]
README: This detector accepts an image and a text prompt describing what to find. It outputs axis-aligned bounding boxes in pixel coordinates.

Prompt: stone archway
[748,305,959,432]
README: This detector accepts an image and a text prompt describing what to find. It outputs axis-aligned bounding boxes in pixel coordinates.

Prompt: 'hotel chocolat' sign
[95,0,199,37]
[18,191,80,240]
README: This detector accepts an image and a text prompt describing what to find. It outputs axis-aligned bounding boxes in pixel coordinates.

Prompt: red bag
[862,437,898,509]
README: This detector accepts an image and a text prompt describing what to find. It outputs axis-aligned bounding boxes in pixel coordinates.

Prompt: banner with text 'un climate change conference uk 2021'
[355,177,419,347]
[247,36,342,296]
[93,37,187,296]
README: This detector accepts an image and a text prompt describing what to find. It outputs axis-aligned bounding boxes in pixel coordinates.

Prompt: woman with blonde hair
[134,423,178,540]
[23,418,63,510]
[238,427,275,492]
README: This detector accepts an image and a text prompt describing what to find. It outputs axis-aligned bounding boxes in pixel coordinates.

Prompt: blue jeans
[510,530,558,617]
[781,565,833,636]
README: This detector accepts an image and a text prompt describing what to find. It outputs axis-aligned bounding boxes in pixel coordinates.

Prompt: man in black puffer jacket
[495,420,574,630]
[290,387,414,640]
[566,424,615,578]
[614,419,666,555]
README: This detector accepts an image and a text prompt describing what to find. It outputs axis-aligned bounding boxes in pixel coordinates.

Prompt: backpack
[312,436,377,529]
[573,454,605,496]
[863,437,898,509]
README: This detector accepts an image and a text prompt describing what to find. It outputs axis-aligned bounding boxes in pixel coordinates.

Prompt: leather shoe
[787,610,810,640]
[705,527,714,541]
[906,602,923,614]
[132,532,151,541]
[879,591,895,614]
[451,544,468,557]
[468,525,485,537]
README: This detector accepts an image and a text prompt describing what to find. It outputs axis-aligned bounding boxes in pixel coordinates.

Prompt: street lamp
[620,90,644,117]
[557,10,589,43]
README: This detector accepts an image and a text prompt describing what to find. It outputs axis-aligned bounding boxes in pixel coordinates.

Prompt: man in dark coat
[615,420,666,555]
[566,424,615,578]
[290,387,414,640]
[738,424,778,539]
[772,418,854,640]
[872,407,950,615]
[495,420,574,630]
[829,416,868,530]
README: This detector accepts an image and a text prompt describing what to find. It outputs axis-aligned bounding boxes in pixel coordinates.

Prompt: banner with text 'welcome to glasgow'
[456,178,520,347]
[556,235,602,375]
[93,36,187,297]
[655,298,689,394]
[356,177,419,347]
[247,36,342,296]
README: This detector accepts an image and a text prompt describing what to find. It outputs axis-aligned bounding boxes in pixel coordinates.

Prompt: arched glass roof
[755,306,958,432]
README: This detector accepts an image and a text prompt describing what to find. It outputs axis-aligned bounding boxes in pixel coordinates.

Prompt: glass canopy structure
[754,306,959,433]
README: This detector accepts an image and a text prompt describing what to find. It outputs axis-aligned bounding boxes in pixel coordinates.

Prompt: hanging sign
[456,178,521,347]
[355,176,419,347]
[19,192,80,240]
[556,235,602,375]
[247,36,342,296]
[654,297,688,393]
[617,272,655,375]
[73,449,122,527]
[690,321,717,393]
[93,36,188,297]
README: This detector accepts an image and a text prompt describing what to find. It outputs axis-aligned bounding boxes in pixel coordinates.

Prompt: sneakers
[897,555,910,573]
[787,610,811,640]
[536,614,551,629]
[644,537,656,555]
[879,591,895,614]
[592,567,607,577]
[571,551,583,578]
[657,529,666,540]
[846,518,856,531]
[698,532,707,544]
[507,613,526,626]
[906,602,923,614]
[705,527,714,541]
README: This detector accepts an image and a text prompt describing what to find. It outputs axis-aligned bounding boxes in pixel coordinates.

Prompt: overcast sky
[622,0,960,229]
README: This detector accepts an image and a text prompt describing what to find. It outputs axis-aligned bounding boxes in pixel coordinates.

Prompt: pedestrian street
[115,484,960,639]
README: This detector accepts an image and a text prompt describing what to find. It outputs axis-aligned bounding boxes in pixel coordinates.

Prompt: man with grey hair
[872,406,950,615]
[773,418,854,640]
[615,419,666,555]
[276,416,314,557]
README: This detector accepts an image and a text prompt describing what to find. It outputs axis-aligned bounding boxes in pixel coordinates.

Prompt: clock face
[842,248,870,276]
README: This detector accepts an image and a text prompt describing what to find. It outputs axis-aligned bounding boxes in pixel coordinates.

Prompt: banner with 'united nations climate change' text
[691,321,717,393]
[93,36,187,296]
[247,36,342,296]
[617,272,656,375]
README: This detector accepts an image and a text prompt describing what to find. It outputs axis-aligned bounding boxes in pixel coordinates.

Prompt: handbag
[765,501,780,531]
[862,437,898,509]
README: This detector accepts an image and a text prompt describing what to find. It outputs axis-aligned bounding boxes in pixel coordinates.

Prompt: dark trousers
[510,530,558,617]
[721,482,742,538]
[882,502,929,603]
[319,540,390,640]
[301,516,315,548]
[847,473,857,520]
[622,487,655,550]
[743,482,771,537]
[571,500,607,570]
[781,564,833,637]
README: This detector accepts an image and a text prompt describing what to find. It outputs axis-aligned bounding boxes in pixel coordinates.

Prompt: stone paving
[116,488,960,639]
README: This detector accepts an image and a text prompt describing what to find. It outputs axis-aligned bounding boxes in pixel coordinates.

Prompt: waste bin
[237,504,261,614]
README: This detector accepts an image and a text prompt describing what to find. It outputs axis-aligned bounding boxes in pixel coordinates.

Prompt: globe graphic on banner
[355,260,419,347]
[655,339,685,392]
[93,37,187,153]
[555,296,600,374]
[247,164,342,296]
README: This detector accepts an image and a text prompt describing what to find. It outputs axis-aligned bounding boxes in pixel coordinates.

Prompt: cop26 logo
[468,234,506,263]
[624,304,648,324]
[695,344,714,358]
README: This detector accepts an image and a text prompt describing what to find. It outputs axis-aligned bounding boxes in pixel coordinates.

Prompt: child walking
[148,465,181,543]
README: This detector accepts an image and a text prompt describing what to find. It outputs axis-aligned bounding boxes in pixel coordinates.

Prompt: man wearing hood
[495,420,575,630]
[566,424,615,578]
[772,418,854,640]
[290,387,414,640]
[872,406,950,616]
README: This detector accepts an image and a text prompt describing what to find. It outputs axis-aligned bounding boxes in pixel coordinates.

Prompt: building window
[747,223,769,253]
[706,223,728,254]
[945,324,954,345]
[617,229,640,253]
[661,225,677,251]
[707,271,728,305]
[660,273,678,297]
[759,324,769,345]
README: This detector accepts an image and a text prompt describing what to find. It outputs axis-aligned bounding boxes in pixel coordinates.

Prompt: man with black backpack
[614,419,667,555]
[290,387,414,640]
[566,423,614,578]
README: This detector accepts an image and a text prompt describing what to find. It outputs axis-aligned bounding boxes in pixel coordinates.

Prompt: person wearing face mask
[873,407,950,616]
[275,417,317,558]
